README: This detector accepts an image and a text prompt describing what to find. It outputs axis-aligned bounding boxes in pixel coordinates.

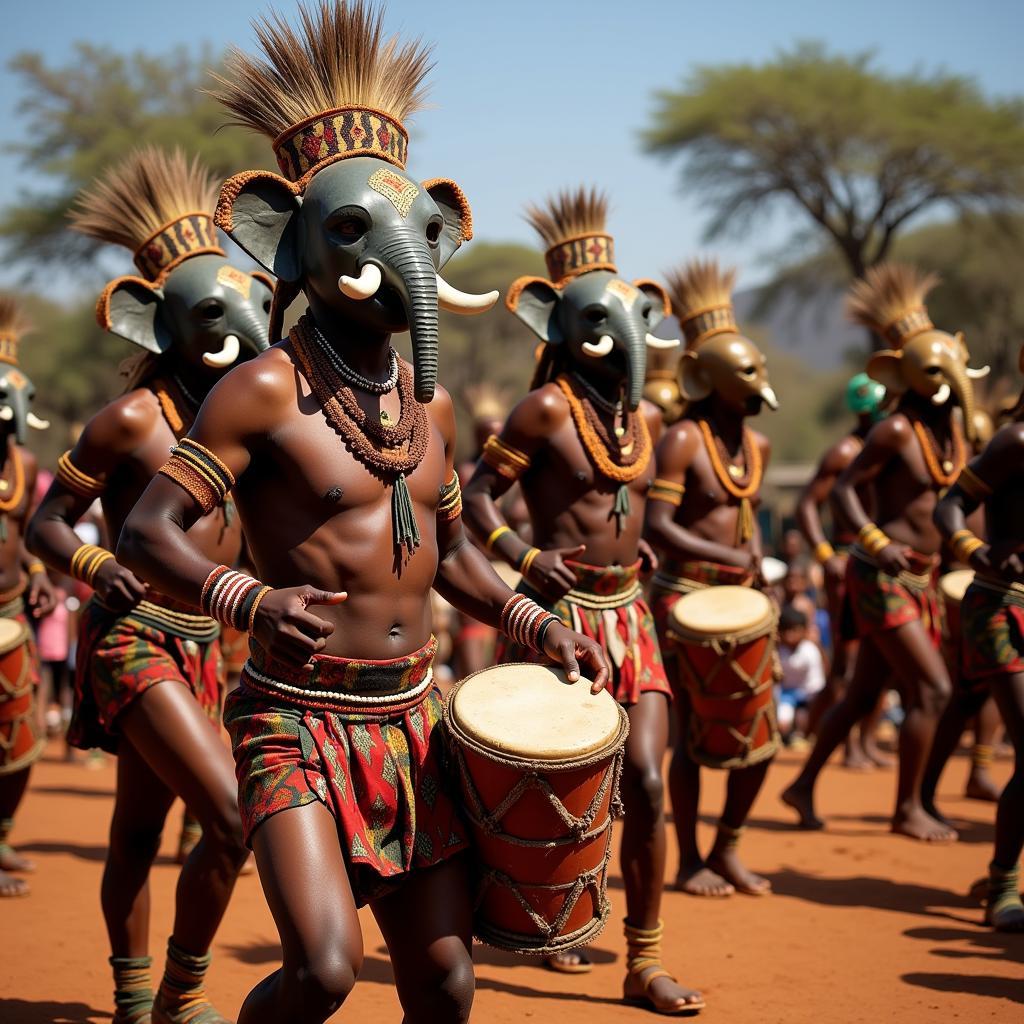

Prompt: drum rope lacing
[970,574,1024,609]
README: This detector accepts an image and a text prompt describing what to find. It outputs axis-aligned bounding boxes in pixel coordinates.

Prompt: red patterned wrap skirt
[845,546,941,646]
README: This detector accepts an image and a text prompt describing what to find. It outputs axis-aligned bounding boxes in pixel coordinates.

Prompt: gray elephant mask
[0,364,47,446]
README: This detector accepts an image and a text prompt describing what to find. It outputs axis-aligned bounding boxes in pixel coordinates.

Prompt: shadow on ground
[0,999,111,1023]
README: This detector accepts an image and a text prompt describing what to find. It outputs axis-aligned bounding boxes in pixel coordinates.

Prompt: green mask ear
[215,171,303,282]
[865,350,908,396]
[96,275,167,353]
[506,277,563,344]
[422,178,474,269]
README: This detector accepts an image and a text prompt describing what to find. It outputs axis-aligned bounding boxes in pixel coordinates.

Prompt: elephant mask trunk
[620,318,648,412]
[236,302,270,353]
[949,361,977,444]
[377,231,439,404]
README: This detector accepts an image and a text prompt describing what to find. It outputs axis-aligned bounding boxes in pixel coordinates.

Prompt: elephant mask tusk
[966,365,990,380]
[338,263,382,301]
[760,385,780,411]
[582,335,615,357]
[436,275,499,315]
[0,407,12,421]
[27,412,49,430]
[646,333,680,350]
[202,334,240,369]
[931,382,951,405]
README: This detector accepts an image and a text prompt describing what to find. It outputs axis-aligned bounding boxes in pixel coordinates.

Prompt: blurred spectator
[776,604,826,747]
[781,563,821,646]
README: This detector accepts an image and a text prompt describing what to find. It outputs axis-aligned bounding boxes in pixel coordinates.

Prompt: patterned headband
[544,233,616,284]
[680,303,738,349]
[133,213,224,281]
[882,306,934,348]
[0,335,18,366]
[272,105,409,183]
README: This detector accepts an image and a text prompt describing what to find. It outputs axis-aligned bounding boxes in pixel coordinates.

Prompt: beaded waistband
[560,559,642,610]
[851,544,937,592]
[127,600,220,642]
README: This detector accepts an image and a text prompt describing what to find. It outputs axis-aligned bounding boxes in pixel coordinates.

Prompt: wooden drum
[0,617,40,775]
[939,569,974,651]
[667,586,780,769]
[444,664,629,955]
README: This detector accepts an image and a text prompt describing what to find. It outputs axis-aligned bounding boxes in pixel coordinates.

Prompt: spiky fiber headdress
[846,263,938,348]
[211,0,432,184]
[665,260,739,349]
[70,147,223,282]
[524,186,615,284]
[0,296,31,366]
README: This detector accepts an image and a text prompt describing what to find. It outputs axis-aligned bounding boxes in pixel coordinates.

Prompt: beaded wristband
[70,544,114,587]
[485,525,511,551]
[950,529,985,564]
[27,561,46,576]
[518,547,541,576]
[813,541,836,564]
[858,523,891,558]
[202,565,270,632]
[500,593,559,654]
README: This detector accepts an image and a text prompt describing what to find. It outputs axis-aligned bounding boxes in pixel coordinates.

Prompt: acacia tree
[644,44,1024,315]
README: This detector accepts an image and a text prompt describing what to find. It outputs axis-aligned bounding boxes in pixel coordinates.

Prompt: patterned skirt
[70,596,223,754]
[224,636,467,907]
[495,560,671,706]
[0,586,43,775]
[845,546,940,646]
[960,577,1024,684]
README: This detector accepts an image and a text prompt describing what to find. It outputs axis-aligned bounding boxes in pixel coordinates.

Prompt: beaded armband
[70,544,114,587]
[482,435,530,481]
[858,523,891,558]
[159,439,235,514]
[437,474,462,522]
[949,529,985,564]
[813,541,836,564]
[956,465,994,502]
[649,478,685,507]
[56,451,106,499]
[201,565,272,633]
[501,592,559,654]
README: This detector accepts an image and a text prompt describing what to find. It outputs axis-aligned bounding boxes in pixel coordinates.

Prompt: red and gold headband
[272,105,409,183]
[544,232,616,284]
[680,303,738,349]
[0,335,18,366]
[881,306,934,348]
[133,212,224,281]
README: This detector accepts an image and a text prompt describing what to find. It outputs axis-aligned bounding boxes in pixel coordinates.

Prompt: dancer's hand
[251,586,346,667]
[27,569,57,618]
[542,621,611,695]
[876,543,910,576]
[525,544,584,600]
[822,554,847,587]
[92,559,148,613]
[638,538,659,575]
[976,541,1024,581]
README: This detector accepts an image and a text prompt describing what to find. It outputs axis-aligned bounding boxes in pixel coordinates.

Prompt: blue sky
[1,0,1021,293]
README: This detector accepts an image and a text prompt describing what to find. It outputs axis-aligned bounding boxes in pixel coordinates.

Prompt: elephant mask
[0,299,47,446]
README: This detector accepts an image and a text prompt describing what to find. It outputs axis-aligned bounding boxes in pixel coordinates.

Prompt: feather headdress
[665,259,739,349]
[524,186,616,283]
[845,262,938,348]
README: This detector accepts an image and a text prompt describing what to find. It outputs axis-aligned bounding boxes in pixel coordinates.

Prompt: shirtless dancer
[932,358,1024,930]
[28,148,271,1021]
[783,264,986,841]
[796,372,891,767]
[645,260,779,898]
[118,7,607,1022]
[0,296,57,898]
[464,188,702,1014]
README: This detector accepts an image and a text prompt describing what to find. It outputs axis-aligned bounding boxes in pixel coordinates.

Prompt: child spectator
[776,604,826,746]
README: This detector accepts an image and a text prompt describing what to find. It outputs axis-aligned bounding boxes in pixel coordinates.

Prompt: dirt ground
[1,741,1021,1023]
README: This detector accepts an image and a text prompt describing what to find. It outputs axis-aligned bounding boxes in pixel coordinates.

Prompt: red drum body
[0,618,40,775]
[444,664,628,954]
[668,585,780,769]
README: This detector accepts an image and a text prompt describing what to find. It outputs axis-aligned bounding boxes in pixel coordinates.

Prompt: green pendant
[613,484,631,534]
[391,473,421,558]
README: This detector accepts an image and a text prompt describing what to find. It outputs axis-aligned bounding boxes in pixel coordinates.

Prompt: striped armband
[858,522,891,558]
[56,451,106,499]
[159,438,235,514]
[649,478,685,506]
[482,434,530,480]
[955,465,993,502]
[201,565,272,632]
[70,544,114,587]
[437,474,462,522]
[949,529,985,564]
[501,592,559,654]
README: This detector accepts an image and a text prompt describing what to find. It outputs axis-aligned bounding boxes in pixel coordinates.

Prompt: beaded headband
[544,233,617,284]
[133,212,224,281]
[881,306,934,348]
[0,335,19,366]
[679,303,739,349]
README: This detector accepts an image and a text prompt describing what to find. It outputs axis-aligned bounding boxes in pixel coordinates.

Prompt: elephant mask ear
[677,350,712,402]
[96,276,168,354]
[215,171,303,282]
[506,277,563,344]
[422,178,474,269]
[633,278,671,330]
[250,271,276,295]
[866,350,908,396]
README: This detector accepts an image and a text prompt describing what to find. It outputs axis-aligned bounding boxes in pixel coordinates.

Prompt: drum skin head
[940,569,974,604]
[672,585,773,636]
[451,664,621,760]
[0,616,27,653]
[492,563,523,591]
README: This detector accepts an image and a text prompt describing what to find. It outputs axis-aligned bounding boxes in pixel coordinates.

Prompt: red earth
[2,741,1020,1023]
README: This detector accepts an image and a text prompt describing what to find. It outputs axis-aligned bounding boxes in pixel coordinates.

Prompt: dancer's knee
[407,946,475,1024]
[284,948,361,1020]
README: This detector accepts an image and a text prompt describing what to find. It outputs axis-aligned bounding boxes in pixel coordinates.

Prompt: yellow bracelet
[950,529,985,563]
[813,541,836,564]
[70,544,114,587]
[485,525,512,552]
[27,561,46,576]
[519,547,541,576]
[858,523,891,558]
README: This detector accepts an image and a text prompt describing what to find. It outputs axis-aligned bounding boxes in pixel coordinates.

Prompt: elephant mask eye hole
[740,365,757,379]
[425,218,443,246]
[326,209,369,245]
[584,307,606,325]
[263,298,272,314]
[641,304,652,320]
[925,366,942,376]
[197,300,224,323]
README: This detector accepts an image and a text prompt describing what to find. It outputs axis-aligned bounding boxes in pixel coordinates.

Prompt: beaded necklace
[310,324,399,395]
[289,314,428,560]
[910,415,964,488]
[0,443,24,542]
[571,371,622,417]
[697,418,762,544]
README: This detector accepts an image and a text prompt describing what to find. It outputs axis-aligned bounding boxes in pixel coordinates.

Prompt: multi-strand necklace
[290,314,428,560]
[555,374,651,532]
[910,414,964,488]
[0,443,24,542]
[697,418,762,544]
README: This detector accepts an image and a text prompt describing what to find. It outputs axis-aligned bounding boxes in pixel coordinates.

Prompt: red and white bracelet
[201,565,272,632]
[501,593,559,654]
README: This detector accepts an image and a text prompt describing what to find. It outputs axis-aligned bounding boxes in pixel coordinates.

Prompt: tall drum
[0,617,39,775]
[444,664,628,955]
[667,585,780,768]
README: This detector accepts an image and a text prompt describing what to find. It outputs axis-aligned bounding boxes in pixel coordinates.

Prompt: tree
[644,42,1024,341]
[2,44,272,279]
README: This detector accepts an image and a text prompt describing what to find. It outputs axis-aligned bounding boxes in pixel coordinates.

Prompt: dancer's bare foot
[0,868,29,897]
[674,861,735,897]
[781,783,824,830]
[624,967,705,1014]
[545,949,592,974]
[891,806,958,843]
[0,845,35,874]
[707,848,771,896]
[863,741,896,768]
[841,746,875,772]
[965,768,1000,803]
